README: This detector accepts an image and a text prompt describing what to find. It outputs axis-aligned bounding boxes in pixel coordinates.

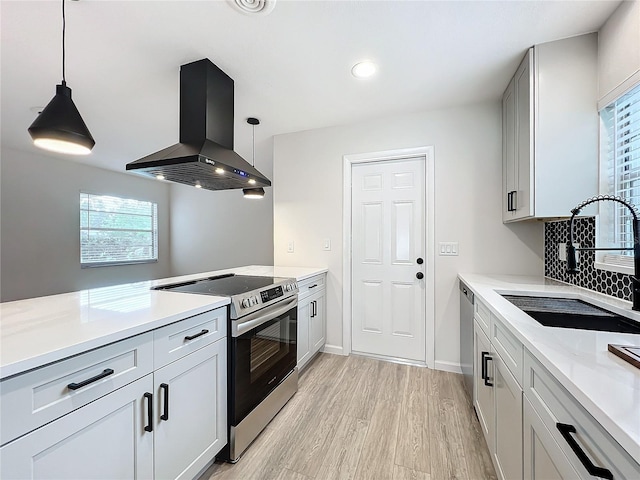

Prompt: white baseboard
[434,360,462,374]
[321,344,344,356]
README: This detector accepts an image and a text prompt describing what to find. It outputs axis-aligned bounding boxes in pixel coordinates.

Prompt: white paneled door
[351,157,425,363]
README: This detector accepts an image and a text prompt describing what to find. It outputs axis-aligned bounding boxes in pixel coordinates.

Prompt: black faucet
[567,195,640,311]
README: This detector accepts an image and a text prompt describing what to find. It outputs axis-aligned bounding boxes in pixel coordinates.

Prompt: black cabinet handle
[416,272,424,280]
[67,368,114,391]
[184,329,209,341]
[308,284,318,289]
[481,352,493,386]
[313,301,317,317]
[160,383,169,421]
[144,392,153,432]
[481,351,488,380]
[556,423,613,479]
[507,190,518,212]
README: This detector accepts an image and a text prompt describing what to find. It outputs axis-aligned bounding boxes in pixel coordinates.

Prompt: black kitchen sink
[501,295,640,334]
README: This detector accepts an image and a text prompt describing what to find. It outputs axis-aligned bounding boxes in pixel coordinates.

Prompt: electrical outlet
[558,243,567,261]
[558,242,579,262]
[287,241,294,253]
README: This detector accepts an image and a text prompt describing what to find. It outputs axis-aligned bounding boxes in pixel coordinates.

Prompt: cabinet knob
[417,257,424,265]
[416,272,424,280]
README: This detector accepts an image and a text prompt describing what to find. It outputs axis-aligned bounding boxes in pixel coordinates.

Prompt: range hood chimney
[126,59,271,192]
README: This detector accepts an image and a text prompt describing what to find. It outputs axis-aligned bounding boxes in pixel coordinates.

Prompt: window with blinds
[80,193,158,267]
[599,83,640,270]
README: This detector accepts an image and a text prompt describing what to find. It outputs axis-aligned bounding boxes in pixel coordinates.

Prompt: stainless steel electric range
[154,273,299,462]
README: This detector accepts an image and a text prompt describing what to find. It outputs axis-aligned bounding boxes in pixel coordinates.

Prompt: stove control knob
[255,296,260,305]
[241,298,250,308]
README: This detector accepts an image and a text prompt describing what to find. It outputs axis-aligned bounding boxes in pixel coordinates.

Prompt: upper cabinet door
[502,34,598,223]
[514,49,534,221]
[503,77,516,222]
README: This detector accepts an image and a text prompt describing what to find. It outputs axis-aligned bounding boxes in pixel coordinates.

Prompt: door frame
[342,146,435,368]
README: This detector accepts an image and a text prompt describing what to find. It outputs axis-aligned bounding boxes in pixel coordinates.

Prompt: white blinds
[80,193,158,266]
[604,83,640,255]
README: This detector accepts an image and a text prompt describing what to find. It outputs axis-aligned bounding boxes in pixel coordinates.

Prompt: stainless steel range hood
[126,59,271,191]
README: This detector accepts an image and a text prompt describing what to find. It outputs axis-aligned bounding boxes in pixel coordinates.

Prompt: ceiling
[1,0,621,173]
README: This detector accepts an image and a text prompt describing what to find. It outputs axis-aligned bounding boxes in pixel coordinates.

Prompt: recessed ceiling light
[351,61,377,79]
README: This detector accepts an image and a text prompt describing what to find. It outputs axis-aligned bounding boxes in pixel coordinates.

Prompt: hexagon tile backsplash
[544,217,633,301]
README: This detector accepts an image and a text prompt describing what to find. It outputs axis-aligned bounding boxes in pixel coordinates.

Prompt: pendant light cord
[61,0,66,84]
[251,123,255,167]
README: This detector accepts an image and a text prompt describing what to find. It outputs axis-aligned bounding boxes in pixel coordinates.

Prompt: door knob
[416,272,424,280]
[417,258,424,264]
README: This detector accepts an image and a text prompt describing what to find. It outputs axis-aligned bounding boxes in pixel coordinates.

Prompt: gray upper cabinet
[502,33,598,223]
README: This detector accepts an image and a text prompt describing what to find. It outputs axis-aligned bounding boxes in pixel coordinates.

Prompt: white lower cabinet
[297,296,311,367]
[309,290,326,352]
[1,375,154,479]
[0,307,228,480]
[524,349,640,480]
[474,321,494,446]
[153,340,227,480]
[297,273,327,370]
[473,316,523,480]
[524,397,580,480]
[493,350,523,480]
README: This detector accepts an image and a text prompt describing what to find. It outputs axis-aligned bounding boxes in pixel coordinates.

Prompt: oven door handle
[233,296,298,337]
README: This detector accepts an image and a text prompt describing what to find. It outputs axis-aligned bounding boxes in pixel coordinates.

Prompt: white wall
[598,0,640,107]
[169,136,274,276]
[1,147,172,302]
[273,101,544,369]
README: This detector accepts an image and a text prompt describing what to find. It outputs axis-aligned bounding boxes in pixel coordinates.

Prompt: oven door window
[250,319,291,382]
[233,307,297,424]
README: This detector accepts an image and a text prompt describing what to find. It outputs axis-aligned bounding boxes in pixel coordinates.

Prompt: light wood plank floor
[201,353,497,480]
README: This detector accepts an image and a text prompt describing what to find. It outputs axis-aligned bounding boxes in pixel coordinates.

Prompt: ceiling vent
[228,0,276,16]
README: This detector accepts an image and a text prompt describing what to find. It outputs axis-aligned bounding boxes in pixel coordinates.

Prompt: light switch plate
[287,241,294,253]
[323,238,331,251]
[438,242,459,256]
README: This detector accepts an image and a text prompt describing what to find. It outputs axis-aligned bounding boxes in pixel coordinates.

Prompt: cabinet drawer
[298,274,325,300]
[0,332,153,446]
[474,298,491,336]
[153,307,226,368]
[491,314,523,385]
[524,350,640,479]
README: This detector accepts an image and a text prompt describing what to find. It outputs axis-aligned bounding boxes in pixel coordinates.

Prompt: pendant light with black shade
[28,0,95,155]
[243,117,265,199]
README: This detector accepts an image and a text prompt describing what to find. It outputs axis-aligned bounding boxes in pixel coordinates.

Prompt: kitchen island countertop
[458,273,640,462]
[0,265,327,380]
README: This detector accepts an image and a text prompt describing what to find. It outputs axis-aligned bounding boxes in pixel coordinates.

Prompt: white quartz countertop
[458,273,640,461]
[0,265,327,380]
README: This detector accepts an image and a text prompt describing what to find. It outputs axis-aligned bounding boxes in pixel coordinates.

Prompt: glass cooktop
[154,274,287,297]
